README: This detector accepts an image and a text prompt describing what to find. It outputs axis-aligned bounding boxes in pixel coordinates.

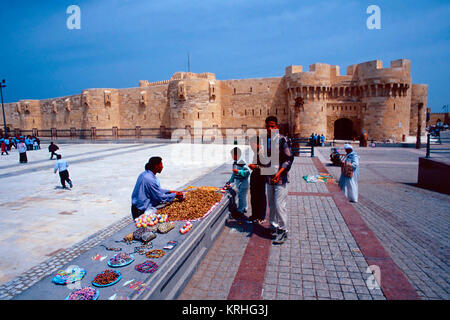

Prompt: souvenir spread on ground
[49,186,225,300]
[302,173,336,184]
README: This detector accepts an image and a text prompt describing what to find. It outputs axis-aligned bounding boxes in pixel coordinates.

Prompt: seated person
[131,156,184,220]
[330,148,343,166]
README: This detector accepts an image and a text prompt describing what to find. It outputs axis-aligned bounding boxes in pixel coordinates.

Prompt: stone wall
[220,77,288,130]
[428,112,449,126]
[3,59,428,142]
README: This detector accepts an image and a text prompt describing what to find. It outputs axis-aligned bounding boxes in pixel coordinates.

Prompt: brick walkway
[179,148,450,300]
[179,156,386,300]
[316,147,449,300]
[179,219,252,300]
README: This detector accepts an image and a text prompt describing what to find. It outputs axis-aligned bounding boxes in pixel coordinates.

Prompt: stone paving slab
[315,147,450,300]
[178,220,252,300]
[261,192,385,300]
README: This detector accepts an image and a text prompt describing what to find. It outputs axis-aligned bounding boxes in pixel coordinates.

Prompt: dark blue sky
[1,0,449,112]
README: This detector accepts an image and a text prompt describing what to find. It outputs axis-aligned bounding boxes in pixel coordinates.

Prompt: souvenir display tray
[51,267,86,285]
[107,253,134,268]
[65,287,100,300]
[91,270,122,287]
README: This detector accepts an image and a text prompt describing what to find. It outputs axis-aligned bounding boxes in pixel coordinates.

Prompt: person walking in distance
[1,139,8,155]
[4,137,10,152]
[18,139,28,163]
[49,141,59,160]
[54,154,73,189]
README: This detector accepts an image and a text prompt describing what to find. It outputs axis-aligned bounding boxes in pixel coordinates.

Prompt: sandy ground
[0,142,248,285]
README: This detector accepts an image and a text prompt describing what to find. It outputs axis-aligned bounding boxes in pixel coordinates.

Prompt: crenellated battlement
[170,72,216,80]
[139,80,170,87]
[348,59,411,83]
[286,59,410,86]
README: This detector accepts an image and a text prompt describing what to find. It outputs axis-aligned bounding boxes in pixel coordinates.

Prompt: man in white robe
[338,144,360,202]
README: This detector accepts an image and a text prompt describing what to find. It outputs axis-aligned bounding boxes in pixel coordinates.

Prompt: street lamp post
[0,79,7,138]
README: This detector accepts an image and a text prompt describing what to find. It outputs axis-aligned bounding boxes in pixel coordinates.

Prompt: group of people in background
[0,135,61,164]
[1,136,72,189]
[2,135,40,163]
[1,135,41,158]
[309,133,325,147]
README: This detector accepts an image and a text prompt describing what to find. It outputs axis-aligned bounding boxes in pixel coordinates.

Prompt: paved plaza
[0,142,448,300]
[0,142,238,290]
[179,145,449,300]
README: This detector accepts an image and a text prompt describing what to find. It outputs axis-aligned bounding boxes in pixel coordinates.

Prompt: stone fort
[4,59,428,141]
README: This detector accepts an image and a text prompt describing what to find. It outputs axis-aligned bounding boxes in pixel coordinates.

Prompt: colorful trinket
[135,260,159,274]
[145,249,166,259]
[66,287,99,300]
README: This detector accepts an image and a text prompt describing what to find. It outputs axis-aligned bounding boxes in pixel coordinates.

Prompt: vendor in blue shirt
[131,156,184,219]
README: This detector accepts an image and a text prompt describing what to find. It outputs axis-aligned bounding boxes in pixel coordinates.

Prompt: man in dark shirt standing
[263,116,294,244]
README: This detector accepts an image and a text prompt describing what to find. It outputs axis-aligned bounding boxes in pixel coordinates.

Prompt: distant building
[4,59,428,141]
[427,108,449,127]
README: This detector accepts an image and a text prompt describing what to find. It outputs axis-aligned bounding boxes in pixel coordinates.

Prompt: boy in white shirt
[54,154,73,189]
